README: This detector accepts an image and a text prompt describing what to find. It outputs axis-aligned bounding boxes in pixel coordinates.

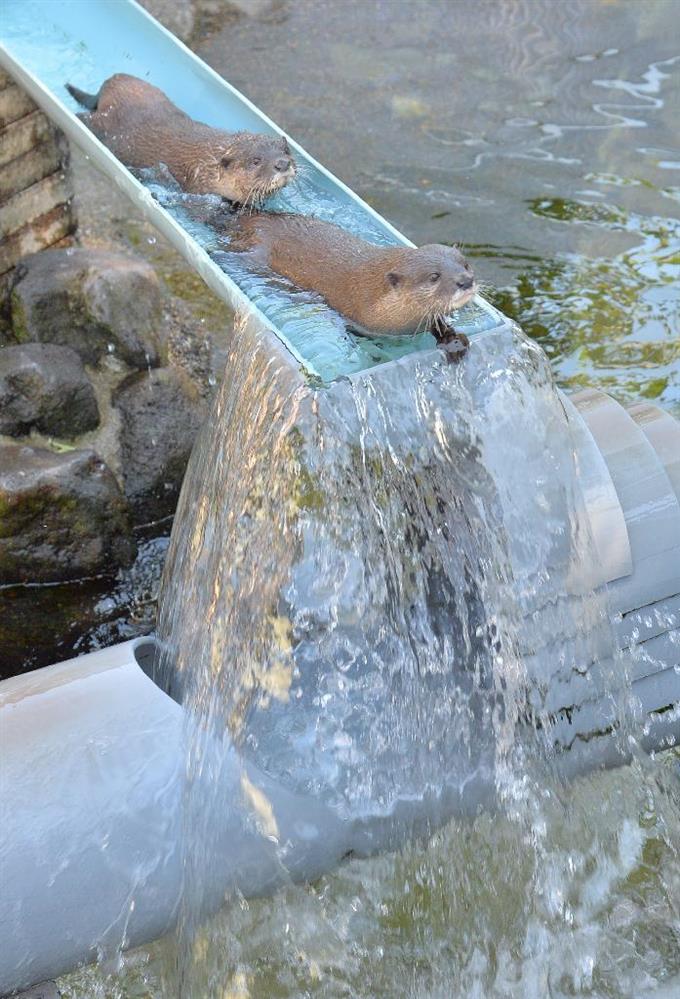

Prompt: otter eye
[252,157,262,166]
[429,272,441,284]
[221,156,232,169]
[387,271,402,288]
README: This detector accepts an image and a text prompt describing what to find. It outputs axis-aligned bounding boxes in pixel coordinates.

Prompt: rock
[0,444,135,584]
[0,343,99,437]
[138,0,195,41]
[10,248,163,368]
[225,0,280,18]
[115,367,207,523]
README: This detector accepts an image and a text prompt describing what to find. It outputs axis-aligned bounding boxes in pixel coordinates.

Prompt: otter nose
[274,157,292,172]
[457,276,474,290]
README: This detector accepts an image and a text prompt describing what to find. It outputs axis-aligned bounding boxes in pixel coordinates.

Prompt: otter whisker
[236,181,264,217]
[414,306,436,336]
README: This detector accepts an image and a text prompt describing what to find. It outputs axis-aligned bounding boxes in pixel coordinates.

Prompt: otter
[225,213,475,354]
[65,74,296,204]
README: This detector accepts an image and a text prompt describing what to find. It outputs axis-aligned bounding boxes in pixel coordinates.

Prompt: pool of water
[194,0,679,414]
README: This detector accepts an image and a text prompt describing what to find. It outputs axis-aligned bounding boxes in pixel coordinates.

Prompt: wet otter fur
[66,74,296,204]
[226,213,476,349]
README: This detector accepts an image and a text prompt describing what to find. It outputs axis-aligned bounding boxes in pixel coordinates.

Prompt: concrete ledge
[0,109,53,166]
[0,70,76,287]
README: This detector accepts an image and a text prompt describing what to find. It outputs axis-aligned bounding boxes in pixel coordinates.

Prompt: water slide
[1,1,679,992]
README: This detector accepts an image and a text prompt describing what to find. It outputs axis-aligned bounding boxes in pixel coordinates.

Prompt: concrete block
[0,204,74,277]
[0,110,54,167]
[0,171,73,238]
[0,82,36,128]
[0,135,64,200]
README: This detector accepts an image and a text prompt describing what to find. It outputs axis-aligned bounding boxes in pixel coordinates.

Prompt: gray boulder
[0,444,135,583]
[115,366,207,523]
[10,247,163,368]
[0,342,99,437]
[138,0,194,41]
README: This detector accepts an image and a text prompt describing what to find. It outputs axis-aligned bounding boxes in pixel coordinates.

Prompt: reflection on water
[195,0,680,413]
[0,535,169,679]
[489,192,680,412]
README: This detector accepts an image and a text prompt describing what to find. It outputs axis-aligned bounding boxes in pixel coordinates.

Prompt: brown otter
[225,213,475,352]
[65,74,296,204]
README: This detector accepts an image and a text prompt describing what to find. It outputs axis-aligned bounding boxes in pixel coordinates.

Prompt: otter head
[381,244,476,335]
[208,133,296,205]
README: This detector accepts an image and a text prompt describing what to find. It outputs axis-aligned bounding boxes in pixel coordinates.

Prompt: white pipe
[0,638,498,993]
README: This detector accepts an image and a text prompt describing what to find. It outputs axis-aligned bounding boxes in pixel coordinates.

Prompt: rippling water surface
[12,0,678,995]
[194,0,679,414]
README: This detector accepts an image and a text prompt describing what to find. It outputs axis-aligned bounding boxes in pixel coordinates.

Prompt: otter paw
[439,335,470,364]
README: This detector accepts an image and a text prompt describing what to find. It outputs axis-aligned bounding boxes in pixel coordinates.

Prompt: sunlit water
[1,1,679,997]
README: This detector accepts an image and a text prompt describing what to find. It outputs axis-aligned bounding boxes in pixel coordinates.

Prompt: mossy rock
[9,247,164,368]
[0,444,135,583]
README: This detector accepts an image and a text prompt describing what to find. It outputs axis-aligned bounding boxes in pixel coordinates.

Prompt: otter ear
[221,156,232,169]
[386,271,403,289]
[281,137,291,154]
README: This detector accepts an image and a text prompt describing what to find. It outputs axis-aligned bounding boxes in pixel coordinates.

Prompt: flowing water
[142,7,680,995]
[3,0,677,995]
[64,324,678,999]
[143,169,502,383]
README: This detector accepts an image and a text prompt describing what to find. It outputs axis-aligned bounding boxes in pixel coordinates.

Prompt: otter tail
[65,82,99,111]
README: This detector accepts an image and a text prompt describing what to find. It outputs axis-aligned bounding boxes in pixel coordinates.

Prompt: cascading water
[149,314,654,996]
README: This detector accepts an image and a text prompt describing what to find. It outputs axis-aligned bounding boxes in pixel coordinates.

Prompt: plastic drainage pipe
[0,637,498,992]
[1,383,679,994]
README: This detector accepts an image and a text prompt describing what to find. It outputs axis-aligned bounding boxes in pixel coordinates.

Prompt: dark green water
[196,0,679,413]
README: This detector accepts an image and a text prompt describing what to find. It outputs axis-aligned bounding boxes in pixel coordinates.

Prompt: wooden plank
[0,140,64,201]
[0,202,75,275]
[0,171,73,237]
[0,111,54,167]
[0,83,36,128]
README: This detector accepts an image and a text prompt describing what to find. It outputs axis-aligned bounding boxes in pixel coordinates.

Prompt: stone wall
[0,68,76,312]
[0,68,233,590]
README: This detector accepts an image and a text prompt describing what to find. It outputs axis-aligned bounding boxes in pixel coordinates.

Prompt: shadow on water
[0,534,169,680]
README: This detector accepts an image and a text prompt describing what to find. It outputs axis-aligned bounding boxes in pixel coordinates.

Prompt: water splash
[150,316,632,995]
